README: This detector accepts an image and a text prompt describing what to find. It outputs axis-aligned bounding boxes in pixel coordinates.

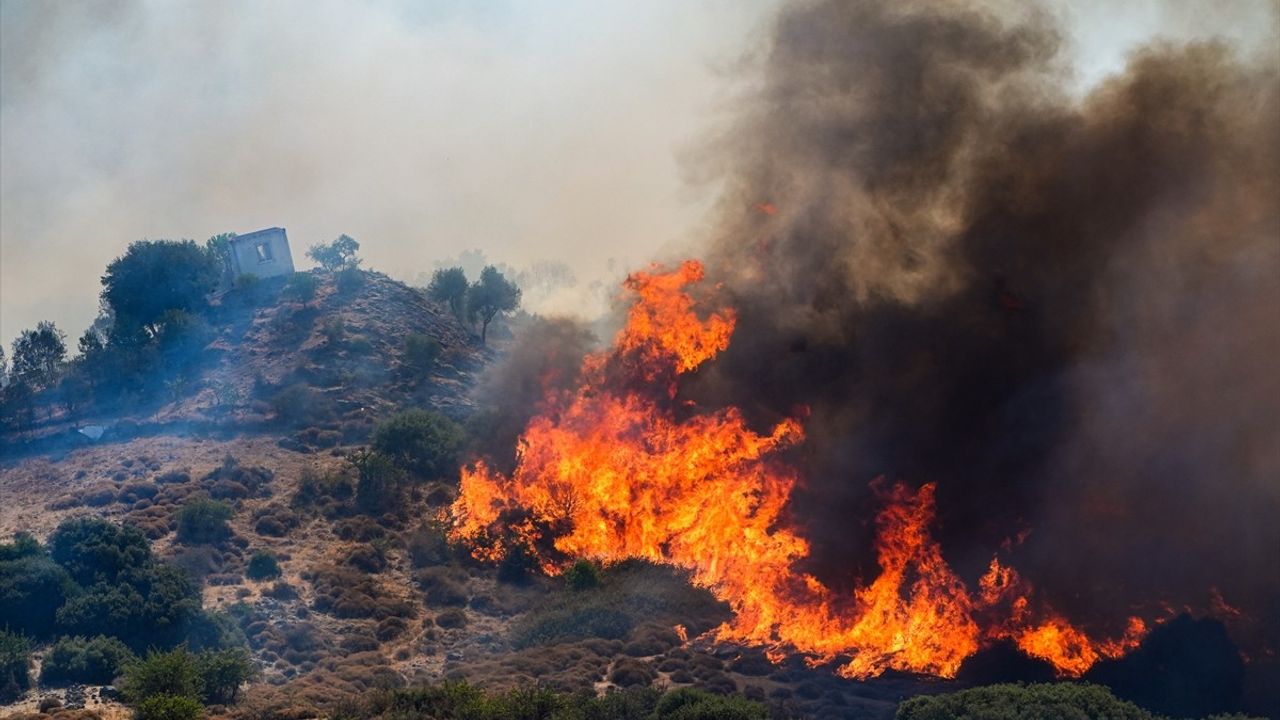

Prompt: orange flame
[449,260,1146,678]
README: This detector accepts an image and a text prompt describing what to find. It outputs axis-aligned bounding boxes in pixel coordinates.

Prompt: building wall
[230,228,295,279]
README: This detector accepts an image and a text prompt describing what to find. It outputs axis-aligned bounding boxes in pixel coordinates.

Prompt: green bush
[0,630,31,703]
[653,688,767,719]
[371,410,463,479]
[49,516,152,585]
[245,551,282,580]
[328,682,766,720]
[176,497,233,544]
[41,635,135,685]
[122,647,203,703]
[564,559,602,591]
[55,560,203,652]
[896,682,1162,720]
[134,693,204,720]
[283,272,318,303]
[402,333,442,375]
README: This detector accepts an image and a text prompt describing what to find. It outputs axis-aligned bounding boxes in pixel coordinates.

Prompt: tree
[78,327,105,357]
[0,345,7,382]
[204,232,236,284]
[307,234,361,272]
[350,449,405,515]
[466,266,521,344]
[0,630,31,703]
[11,320,66,388]
[427,267,468,320]
[101,240,219,338]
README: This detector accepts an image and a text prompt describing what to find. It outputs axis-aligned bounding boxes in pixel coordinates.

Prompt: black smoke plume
[685,0,1280,651]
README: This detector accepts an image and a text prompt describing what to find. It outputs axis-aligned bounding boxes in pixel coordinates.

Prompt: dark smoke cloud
[685,0,1280,646]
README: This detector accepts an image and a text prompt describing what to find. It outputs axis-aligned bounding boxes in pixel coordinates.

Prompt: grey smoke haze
[2,0,1275,346]
[0,0,775,342]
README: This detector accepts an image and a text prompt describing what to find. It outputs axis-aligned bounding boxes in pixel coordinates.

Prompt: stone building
[229,227,294,279]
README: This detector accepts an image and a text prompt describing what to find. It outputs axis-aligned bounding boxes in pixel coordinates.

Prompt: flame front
[450,260,1145,678]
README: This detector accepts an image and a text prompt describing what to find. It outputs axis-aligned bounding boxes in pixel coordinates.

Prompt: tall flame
[449,260,1145,678]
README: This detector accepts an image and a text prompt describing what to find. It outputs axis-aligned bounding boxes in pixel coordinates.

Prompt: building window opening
[256,242,274,263]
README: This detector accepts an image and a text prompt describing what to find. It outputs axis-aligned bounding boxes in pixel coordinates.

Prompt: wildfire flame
[449,260,1146,678]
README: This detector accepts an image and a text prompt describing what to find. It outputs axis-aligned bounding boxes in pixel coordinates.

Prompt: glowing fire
[449,259,1146,678]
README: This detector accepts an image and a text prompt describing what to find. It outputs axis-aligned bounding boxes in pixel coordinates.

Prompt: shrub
[401,334,442,375]
[269,383,332,427]
[896,682,1162,720]
[0,630,31,703]
[336,266,367,294]
[41,635,135,685]
[245,551,282,581]
[134,693,204,720]
[371,410,462,479]
[232,274,267,306]
[564,559,602,591]
[49,516,152,585]
[406,523,451,568]
[350,450,405,515]
[176,497,233,544]
[283,272,318,303]
[653,687,767,719]
[55,564,203,652]
[292,467,354,509]
[122,647,203,703]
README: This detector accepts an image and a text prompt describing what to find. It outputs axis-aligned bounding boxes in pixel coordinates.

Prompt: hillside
[0,268,944,720]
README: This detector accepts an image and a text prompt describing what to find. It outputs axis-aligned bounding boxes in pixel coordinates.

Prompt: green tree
[121,647,202,703]
[307,234,361,272]
[371,410,462,479]
[10,320,67,388]
[204,232,236,284]
[101,240,219,338]
[0,630,31,703]
[49,517,152,586]
[466,266,521,344]
[427,267,468,320]
[195,647,254,704]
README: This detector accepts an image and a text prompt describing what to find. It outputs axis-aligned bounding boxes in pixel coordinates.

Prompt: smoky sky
[677,0,1279,646]
[0,0,778,343]
[2,0,1274,347]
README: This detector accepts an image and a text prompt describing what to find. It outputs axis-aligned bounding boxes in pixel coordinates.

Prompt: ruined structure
[229,227,294,279]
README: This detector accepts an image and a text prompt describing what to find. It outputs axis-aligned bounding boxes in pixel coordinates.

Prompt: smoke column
[685,0,1280,647]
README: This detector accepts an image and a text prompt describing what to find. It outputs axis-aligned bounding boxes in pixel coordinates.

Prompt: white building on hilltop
[229,227,294,279]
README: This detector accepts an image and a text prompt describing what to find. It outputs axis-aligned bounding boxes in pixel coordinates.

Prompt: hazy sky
[1,0,1274,346]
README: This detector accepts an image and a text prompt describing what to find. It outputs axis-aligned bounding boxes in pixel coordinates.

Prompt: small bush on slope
[895,683,1266,720]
